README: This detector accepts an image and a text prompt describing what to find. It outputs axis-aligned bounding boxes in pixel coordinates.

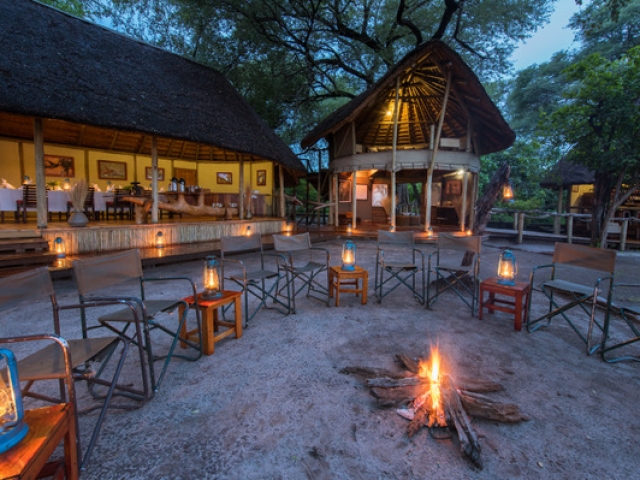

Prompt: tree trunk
[473,162,511,235]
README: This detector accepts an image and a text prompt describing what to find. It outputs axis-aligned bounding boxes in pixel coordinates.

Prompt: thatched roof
[540,158,594,189]
[301,40,514,156]
[0,0,305,172]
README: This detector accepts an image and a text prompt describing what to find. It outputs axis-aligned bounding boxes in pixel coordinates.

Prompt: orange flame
[416,347,447,427]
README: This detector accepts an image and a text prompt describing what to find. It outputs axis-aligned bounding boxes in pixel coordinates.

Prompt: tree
[542,46,640,246]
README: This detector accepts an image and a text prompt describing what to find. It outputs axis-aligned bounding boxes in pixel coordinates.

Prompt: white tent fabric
[330,149,480,173]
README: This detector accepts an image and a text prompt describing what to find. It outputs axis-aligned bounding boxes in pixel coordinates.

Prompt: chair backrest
[0,266,54,311]
[377,230,414,247]
[73,249,143,295]
[552,242,616,274]
[437,233,481,254]
[273,232,312,252]
[84,187,95,207]
[22,184,39,208]
[220,234,262,255]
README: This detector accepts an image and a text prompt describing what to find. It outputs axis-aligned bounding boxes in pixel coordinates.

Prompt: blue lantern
[203,256,222,299]
[497,249,517,286]
[53,237,66,259]
[341,240,356,271]
[0,349,28,454]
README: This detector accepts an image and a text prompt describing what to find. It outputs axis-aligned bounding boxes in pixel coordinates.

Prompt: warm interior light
[497,249,517,286]
[53,236,66,258]
[245,226,252,237]
[426,226,434,239]
[155,231,165,249]
[63,178,71,190]
[466,229,472,236]
[203,256,222,298]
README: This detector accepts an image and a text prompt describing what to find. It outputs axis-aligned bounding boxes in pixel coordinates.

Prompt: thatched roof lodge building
[302,40,515,232]
[0,0,305,233]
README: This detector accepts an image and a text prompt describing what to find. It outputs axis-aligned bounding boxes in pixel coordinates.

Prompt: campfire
[342,348,528,469]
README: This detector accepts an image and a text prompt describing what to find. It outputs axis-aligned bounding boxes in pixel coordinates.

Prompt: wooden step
[0,252,57,268]
[0,237,50,252]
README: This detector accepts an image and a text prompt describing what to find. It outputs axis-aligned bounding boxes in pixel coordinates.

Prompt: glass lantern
[497,249,517,286]
[53,237,66,259]
[502,181,515,202]
[245,226,252,237]
[341,240,356,271]
[0,349,28,454]
[155,231,165,249]
[203,255,222,299]
[426,226,434,239]
[346,222,352,235]
[63,178,71,191]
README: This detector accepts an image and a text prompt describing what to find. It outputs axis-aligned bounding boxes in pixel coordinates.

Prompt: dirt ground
[6,237,640,479]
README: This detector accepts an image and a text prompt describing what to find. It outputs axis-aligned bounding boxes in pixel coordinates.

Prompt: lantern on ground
[155,231,165,249]
[203,255,222,299]
[502,181,515,202]
[53,237,66,259]
[426,226,434,239]
[63,178,71,191]
[246,226,252,237]
[346,222,352,235]
[284,221,293,235]
[497,249,517,286]
[341,240,356,271]
[0,349,28,454]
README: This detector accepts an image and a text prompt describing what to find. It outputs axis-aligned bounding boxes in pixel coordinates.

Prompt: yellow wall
[0,139,274,206]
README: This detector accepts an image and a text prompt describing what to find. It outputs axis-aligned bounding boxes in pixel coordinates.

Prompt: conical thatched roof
[0,0,305,172]
[540,158,594,189]
[301,40,514,156]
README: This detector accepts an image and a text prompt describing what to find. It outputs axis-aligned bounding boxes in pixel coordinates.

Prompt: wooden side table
[479,277,531,331]
[179,290,243,355]
[329,265,368,307]
[0,403,79,480]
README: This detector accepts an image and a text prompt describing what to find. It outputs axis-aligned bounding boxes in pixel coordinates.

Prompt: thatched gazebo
[0,0,305,227]
[302,40,514,232]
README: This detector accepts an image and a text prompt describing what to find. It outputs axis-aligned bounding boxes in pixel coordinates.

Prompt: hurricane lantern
[502,181,515,202]
[203,255,222,299]
[155,231,165,249]
[426,226,434,239]
[284,221,293,236]
[346,222,352,235]
[53,237,66,259]
[497,250,517,286]
[0,349,28,454]
[341,240,356,271]
[63,178,71,191]
[245,226,252,237]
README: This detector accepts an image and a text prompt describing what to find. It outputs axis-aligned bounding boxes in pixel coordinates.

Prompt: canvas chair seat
[427,234,481,315]
[220,234,290,326]
[0,267,134,470]
[272,232,330,314]
[374,230,425,304]
[73,249,201,394]
[528,242,616,355]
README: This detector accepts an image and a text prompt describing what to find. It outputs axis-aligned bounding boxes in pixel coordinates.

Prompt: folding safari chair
[374,230,425,304]
[72,249,201,394]
[0,267,135,469]
[426,234,481,315]
[220,234,290,326]
[272,233,330,313]
[599,282,640,363]
[527,242,616,355]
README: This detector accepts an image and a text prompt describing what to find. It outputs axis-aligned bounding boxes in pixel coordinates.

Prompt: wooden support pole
[620,219,628,251]
[238,156,244,220]
[279,165,285,219]
[517,213,525,244]
[34,118,47,229]
[554,188,563,235]
[567,215,574,244]
[151,136,159,224]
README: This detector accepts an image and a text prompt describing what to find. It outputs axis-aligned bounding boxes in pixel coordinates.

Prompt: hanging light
[502,181,515,202]
[341,240,356,271]
[497,249,517,286]
[63,178,71,191]
[53,236,66,259]
[155,231,165,249]
[203,255,222,299]
[0,349,29,454]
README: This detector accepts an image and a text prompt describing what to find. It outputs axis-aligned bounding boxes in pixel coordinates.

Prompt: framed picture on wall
[217,172,233,184]
[338,180,351,202]
[44,154,75,177]
[98,160,127,180]
[256,170,267,186]
[445,179,462,195]
[356,184,368,201]
[145,167,165,181]
[372,184,389,207]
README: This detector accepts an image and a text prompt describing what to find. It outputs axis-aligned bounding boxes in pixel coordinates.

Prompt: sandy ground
[5,237,640,479]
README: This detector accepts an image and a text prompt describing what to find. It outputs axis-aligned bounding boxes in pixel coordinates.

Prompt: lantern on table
[497,249,517,286]
[63,178,71,191]
[0,349,28,454]
[203,255,222,299]
[155,231,165,249]
[341,240,356,271]
[53,237,66,259]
